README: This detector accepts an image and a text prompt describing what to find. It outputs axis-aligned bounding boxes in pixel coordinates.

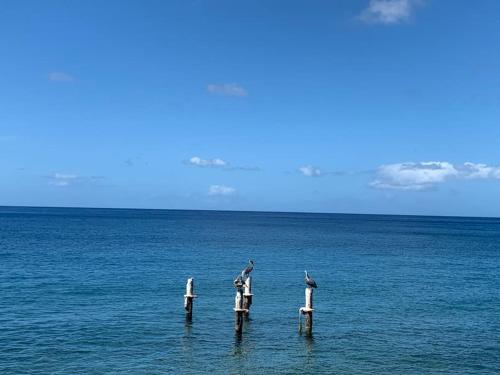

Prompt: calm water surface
[1,207,499,374]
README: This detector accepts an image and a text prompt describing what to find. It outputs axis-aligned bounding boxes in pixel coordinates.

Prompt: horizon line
[1,204,499,220]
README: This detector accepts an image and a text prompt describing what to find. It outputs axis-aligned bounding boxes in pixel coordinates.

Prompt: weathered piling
[299,287,314,335]
[243,276,253,316]
[184,278,197,322]
[233,280,247,334]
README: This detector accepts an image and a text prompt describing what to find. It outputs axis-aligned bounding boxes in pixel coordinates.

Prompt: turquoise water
[1,207,499,374]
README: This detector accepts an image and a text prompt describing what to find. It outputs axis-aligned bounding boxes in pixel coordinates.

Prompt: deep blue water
[1,206,499,374]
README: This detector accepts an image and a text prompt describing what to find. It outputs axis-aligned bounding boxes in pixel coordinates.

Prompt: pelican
[240,260,254,280]
[233,274,244,287]
[304,270,317,288]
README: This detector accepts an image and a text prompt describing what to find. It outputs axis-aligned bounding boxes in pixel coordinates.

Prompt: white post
[234,285,244,333]
[243,276,253,315]
[235,288,243,310]
[186,278,194,296]
[184,278,194,309]
[184,277,196,321]
[300,287,314,335]
[305,287,313,310]
[244,276,252,295]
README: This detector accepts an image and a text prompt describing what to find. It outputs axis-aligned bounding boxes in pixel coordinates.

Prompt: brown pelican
[240,260,254,280]
[234,274,244,287]
[304,270,317,288]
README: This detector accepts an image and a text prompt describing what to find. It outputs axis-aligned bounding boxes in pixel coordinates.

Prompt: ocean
[1,206,499,374]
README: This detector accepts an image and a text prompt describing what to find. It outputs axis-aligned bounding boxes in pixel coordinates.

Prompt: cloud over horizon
[186,156,259,171]
[188,156,228,168]
[47,173,104,187]
[359,0,422,25]
[207,83,248,97]
[299,165,323,177]
[371,161,500,190]
[48,173,79,186]
[208,184,236,196]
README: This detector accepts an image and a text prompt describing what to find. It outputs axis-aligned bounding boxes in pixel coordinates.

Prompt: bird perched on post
[240,260,254,281]
[233,274,244,287]
[304,270,318,288]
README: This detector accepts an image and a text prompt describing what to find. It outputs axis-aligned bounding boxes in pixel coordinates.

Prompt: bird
[233,274,244,287]
[240,260,254,280]
[304,270,318,288]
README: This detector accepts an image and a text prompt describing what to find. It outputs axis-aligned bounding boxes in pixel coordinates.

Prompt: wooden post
[184,278,197,322]
[243,276,253,316]
[233,280,247,334]
[299,287,314,335]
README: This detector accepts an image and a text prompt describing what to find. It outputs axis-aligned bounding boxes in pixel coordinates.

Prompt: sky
[1,0,500,217]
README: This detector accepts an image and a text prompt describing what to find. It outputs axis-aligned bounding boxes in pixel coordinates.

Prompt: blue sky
[1,0,500,216]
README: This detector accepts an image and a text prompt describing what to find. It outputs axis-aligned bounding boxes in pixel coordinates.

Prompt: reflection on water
[232,320,257,371]
[243,317,253,329]
[233,332,243,352]
[303,334,314,355]
[230,332,247,375]
[233,315,253,355]
[181,321,194,359]
[183,320,193,336]
[301,334,316,373]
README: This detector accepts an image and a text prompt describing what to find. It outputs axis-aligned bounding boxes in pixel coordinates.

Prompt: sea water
[1,207,499,374]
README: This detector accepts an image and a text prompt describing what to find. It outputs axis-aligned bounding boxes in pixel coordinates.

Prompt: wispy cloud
[359,0,422,25]
[188,156,228,168]
[299,165,323,177]
[48,72,75,82]
[207,83,248,97]
[462,162,500,180]
[371,161,500,190]
[47,173,104,187]
[297,165,359,177]
[48,173,79,186]
[208,184,236,196]
[186,156,259,171]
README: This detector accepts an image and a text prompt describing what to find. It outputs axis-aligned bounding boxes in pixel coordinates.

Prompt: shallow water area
[1,207,499,374]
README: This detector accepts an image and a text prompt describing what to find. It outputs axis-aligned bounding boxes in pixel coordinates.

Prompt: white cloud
[186,156,259,171]
[462,162,500,180]
[359,0,421,25]
[208,184,236,196]
[189,156,228,168]
[48,173,79,186]
[48,72,75,82]
[207,83,247,97]
[371,161,500,190]
[47,173,104,187]
[299,165,323,177]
